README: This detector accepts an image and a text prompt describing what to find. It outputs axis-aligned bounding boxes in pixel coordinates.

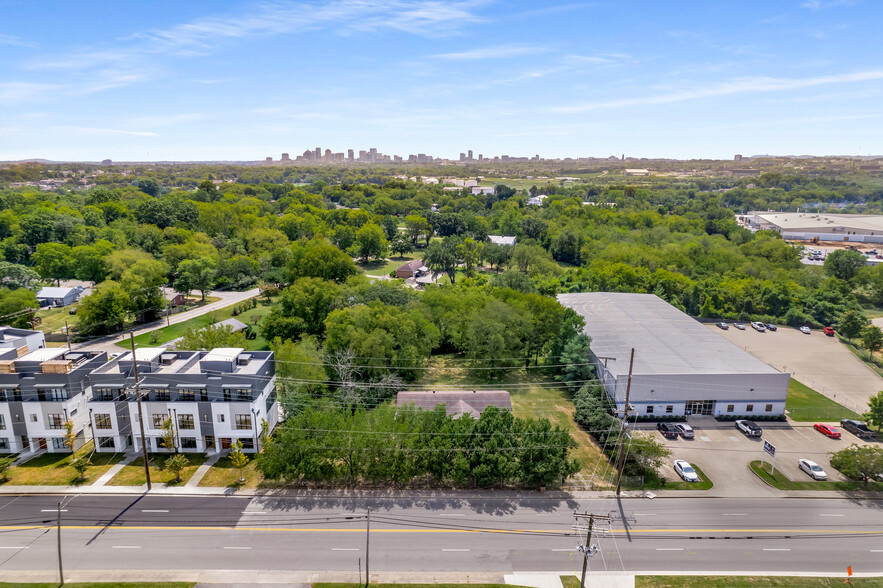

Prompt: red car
[823,326,835,336]
[814,423,841,439]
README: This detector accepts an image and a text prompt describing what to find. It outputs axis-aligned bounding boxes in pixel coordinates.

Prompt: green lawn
[785,378,861,422]
[316,585,533,588]
[1,441,124,486]
[198,455,264,488]
[120,297,271,351]
[36,305,78,334]
[0,584,195,588]
[635,577,883,587]
[839,335,883,379]
[106,453,206,486]
[357,253,418,276]
[661,463,714,491]
[750,460,883,491]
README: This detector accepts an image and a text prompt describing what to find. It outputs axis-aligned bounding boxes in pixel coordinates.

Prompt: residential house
[395,259,428,279]
[0,327,46,358]
[487,235,517,246]
[397,390,512,419]
[36,286,81,308]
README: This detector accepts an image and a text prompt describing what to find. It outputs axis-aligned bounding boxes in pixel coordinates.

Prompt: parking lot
[638,416,879,496]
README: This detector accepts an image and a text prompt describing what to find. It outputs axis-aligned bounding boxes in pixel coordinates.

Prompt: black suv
[657,422,679,439]
[840,419,875,439]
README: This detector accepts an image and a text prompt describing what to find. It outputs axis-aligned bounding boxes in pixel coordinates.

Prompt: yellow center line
[1,525,881,535]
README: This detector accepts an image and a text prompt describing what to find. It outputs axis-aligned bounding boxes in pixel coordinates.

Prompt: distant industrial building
[746,212,883,242]
[557,293,789,418]
[487,235,516,246]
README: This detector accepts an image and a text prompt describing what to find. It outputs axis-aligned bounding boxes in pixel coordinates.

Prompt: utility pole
[64,320,71,349]
[615,348,635,496]
[130,331,151,490]
[573,512,611,588]
[365,508,370,588]
[56,494,79,586]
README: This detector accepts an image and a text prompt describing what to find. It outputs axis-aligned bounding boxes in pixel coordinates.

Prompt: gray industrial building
[557,292,789,418]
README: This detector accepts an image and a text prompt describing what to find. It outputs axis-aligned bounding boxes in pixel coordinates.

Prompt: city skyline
[2,1,883,161]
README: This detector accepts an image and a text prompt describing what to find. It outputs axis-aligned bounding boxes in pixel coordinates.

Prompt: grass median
[661,463,714,491]
[785,378,861,422]
[1,441,123,486]
[750,460,883,491]
[106,453,206,486]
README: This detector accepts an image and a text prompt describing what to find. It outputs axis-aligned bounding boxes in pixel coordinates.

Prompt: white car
[674,460,699,482]
[733,322,746,330]
[750,321,766,332]
[799,326,811,335]
[798,459,827,481]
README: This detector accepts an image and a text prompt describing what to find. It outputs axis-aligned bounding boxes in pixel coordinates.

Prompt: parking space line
[763,548,791,551]
[656,548,683,551]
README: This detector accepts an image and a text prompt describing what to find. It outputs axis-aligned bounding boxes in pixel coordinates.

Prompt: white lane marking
[763,548,791,551]
[634,513,657,516]
[223,546,252,550]
[870,550,883,553]
[0,546,28,549]
[699,436,711,442]
[41,509,67,512]
[242,511,266,514]
[442,548,471,552]
[331,548,359,551]
[819,514,845,517]
[656,548,684,551]
[438,513,465,517]
[142,509,169,513]
[112,545,141,549]
[552,548,575,552]
[722,513,748,516]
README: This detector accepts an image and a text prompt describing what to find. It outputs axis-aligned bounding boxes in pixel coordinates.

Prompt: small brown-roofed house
[396,259,428,279]
[397,390,512,419]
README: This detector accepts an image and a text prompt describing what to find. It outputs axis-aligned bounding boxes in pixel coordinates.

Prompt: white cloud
[0,82,63,103]
[551,69,883,114]
[432,44,546,60]
[801,0,862,10]
[53,126,158,137]
[0,33,33,47]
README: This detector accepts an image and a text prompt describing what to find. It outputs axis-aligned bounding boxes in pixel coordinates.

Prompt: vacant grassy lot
[107,453,206,486]
[2,441,123,486]
[36,305,78,334]
[420,356,611,488]
[123,297,271,350]
[198,455,264,488]
[785,378,861,422]
[750,460,883,492]
[635,576,883,587]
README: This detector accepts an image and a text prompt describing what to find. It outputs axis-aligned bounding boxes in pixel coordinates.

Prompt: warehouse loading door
[685,400,715,416]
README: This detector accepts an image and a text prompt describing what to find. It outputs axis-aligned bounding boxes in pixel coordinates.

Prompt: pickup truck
[840,419,875,439]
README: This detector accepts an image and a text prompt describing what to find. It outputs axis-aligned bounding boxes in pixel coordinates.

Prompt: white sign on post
[762,439,776,475]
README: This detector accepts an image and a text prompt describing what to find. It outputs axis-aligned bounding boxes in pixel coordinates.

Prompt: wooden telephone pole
[615,348,635,496]
[573,512,612,588]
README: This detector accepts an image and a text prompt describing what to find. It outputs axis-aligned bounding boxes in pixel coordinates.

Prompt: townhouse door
[38,438,47,450]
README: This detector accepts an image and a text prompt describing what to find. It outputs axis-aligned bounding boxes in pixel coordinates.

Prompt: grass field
[750,460,883,492]
[356,253,418,276]
[198,455,264,488]
[785,378,861,422]
[839,335,883,380]
[1,441,124,485]
[106,453,206,486]
[634,577,883,587]
[36,305,77,334]
[420,355,611,488]
[121,297,271,350]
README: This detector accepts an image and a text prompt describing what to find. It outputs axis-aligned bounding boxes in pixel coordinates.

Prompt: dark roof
[397,259,424,272]
[397,390,512,418]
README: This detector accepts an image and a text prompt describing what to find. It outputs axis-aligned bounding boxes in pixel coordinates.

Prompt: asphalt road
[1,495,881,576]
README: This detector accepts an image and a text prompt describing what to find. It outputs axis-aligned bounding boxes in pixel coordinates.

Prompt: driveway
[707,324,879,414]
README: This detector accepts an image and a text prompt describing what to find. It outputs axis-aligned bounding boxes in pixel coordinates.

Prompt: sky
[1,0,882,161]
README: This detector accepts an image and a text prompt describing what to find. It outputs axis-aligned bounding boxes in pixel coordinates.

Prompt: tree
[456,237,481,278]
[175,257,216,301]
[0,262,40,290]
[175,324,246,351]
[625,433,672,475]
[160,417,177,453]
[830,444,883,485]
[824,249,867,281]
[355,222,388,262]
[389,233,414,259]
[76,281,131,336]
[71,244,109,283]
[122,258,168,324]
[229,439,250,483]
[838,309,869,341]
[862,325,883,359]
[558,333,592,384]
[865,391,883,429]
[62,419,77,453]
[164,453,188,483]
[0,288,39,329]
[404,215,432,246]
[33,242,73,285]
[423,239,458,284]
[71,457,91,482]
[261,277,341,341]
[285,238,358,284]
[136,178,161,197]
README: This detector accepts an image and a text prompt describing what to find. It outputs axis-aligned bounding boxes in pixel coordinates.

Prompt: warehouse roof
[557,292,781,378]
[751,212,883,233]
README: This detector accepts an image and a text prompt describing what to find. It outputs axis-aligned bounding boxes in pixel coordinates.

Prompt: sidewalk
[186,452,221,488]
[91,452,137,487]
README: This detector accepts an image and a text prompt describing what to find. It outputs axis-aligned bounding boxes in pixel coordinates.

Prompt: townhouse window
[178,389,196,402]
[154,389,170,401]
[178,414,195,430]
[30,414,38,422]
[217,414,225,423]
[235,414,252,430]
[224,388,251,402]
[265,387,277,413]
[746,404,754,412]
[98,437,115,449]
[152,414,165,429]
[646,406,654,414]
[1,388,21,401]
[52,438,66,450]
[0,438,8,450]
[40,388,68,401]
[0,414,5,430]
[48,414,65,430]
[199,389,209,402]
[665,405,673,414]
[180,437,197,449]
[726,404,735,413]
[94,414,112,429]
[94,388,115,401]
[239,438,254,449]
[0,390,6,401]
[765,404,773,412]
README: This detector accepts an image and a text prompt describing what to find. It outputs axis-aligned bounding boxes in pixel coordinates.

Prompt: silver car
[798,459,827,481]
[675,423,695,439]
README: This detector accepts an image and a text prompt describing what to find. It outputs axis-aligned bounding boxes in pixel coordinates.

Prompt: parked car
[736,419,762,437]
[876,254,883,260]
[814,423,841,439]
[765,323,778,331]
[715,321,729,330]
[823,326,835,336]
[675,423,695,439]
[799,326,811,334]
[733,322,746,330]
[750,322,766,332]
[798,459,828,481]
[674,460,699,482]
[657,422,679,439]
[840,419,875,439]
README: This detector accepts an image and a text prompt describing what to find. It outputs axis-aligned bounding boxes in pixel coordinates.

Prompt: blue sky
[1,0,882,161]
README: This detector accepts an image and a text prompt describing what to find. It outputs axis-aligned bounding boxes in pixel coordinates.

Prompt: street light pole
[57,494,79,586]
